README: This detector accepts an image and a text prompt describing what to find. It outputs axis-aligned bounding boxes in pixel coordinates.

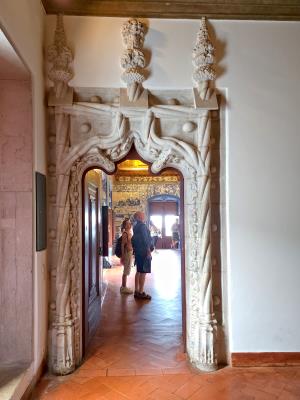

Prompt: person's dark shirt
[132,220,152,256]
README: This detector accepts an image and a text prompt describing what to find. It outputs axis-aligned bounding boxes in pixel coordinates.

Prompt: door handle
[98,247,102,255]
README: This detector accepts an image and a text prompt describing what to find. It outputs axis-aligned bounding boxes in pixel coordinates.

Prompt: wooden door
[149,201,179,249]
[83,170,102,353]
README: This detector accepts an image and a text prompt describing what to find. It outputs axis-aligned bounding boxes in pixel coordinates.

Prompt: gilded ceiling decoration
[117,159,148,171]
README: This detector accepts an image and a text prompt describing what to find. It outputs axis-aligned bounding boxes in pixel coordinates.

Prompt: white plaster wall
[45,16,300,353]
[0,0,47,385]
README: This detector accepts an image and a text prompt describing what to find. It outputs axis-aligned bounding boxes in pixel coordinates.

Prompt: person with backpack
[132,211,153,300]
[119,218,134,294]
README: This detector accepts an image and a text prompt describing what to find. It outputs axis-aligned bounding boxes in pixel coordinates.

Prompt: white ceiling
[0,30,30,80]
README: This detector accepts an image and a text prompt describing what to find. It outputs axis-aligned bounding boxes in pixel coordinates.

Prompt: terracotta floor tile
[241,387,279,400]
[102,389,131,400]
[189,384,229,400]
[40,386,81,400]
[80,357,110,370]
[164,374,193,387]
[174,380,201,399]
[145,388,182,400]
[283,383,300,397]
[278,389,300,400]
[98,376,136,393]
[73,369,107,378]
[123,383,157,400]
[79,377,111,394]
[58,381,92,397]
[79,389,110,400]
[68,376,95,384]
[79,395,107,400]
[107,368,136,376]
[135,367,163,376]
[163,367,192,375]
[143,374,192,395]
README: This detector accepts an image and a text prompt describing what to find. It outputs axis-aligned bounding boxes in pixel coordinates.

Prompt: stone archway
[48,100,219,375]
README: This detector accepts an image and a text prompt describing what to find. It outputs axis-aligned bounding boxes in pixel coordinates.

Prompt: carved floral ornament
[47,15,216,106]
[192,17,216,101]
[120,18,147,102]
[47,14,73,101]
[47,15,220,376]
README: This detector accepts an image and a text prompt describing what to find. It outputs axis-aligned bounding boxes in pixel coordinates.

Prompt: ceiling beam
[41,1,300,21]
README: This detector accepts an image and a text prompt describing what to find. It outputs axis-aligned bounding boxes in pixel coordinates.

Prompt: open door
[83,170,103,354]
[149,199,179,249]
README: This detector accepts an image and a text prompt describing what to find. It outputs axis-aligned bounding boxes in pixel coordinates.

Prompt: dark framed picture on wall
[36,172,47,251]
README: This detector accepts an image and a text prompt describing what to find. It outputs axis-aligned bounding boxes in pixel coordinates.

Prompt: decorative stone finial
[47,14,73,103]
[120,19,147,102]
[192,17,216,101]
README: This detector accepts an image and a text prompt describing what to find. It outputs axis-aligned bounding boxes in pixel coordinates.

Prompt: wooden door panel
[83,170,102,353]
[88,188,98,302]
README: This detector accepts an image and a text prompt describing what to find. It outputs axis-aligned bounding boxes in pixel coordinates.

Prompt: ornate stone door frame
[49,100,219,375]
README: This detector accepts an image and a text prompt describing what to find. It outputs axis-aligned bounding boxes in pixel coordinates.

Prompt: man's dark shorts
[135,254,151,273]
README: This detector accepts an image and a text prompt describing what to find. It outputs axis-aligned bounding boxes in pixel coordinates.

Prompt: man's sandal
[134,291,151,300]
[139,292,152,300]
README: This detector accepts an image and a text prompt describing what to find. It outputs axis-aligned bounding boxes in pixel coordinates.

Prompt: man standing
[132,211,152,300]
[171,217,180,249]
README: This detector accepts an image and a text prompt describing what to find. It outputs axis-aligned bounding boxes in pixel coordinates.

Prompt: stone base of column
[51,319,76,375]
[194,314,218,372]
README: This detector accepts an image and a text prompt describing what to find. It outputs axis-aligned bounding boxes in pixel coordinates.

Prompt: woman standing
[120,218,134,294]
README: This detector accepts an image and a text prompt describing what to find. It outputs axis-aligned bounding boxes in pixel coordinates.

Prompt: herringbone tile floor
[32,250,300,399]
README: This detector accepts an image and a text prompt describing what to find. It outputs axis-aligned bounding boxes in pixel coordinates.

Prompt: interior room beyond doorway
[81,154,186,377]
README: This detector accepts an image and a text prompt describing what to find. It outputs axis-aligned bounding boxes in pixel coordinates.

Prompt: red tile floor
[32,250,300,399]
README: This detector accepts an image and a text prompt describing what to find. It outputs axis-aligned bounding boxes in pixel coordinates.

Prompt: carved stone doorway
[48,98,220,375]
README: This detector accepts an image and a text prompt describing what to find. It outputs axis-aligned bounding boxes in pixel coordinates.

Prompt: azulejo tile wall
[112,175,180,234]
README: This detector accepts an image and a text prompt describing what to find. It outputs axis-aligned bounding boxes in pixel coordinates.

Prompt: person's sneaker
[120,286,133,294]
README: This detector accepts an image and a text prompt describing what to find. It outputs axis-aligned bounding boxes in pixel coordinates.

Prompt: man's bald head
[134,211,145,222]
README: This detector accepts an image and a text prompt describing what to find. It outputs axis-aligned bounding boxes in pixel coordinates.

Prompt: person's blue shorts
[135,254,151,273]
